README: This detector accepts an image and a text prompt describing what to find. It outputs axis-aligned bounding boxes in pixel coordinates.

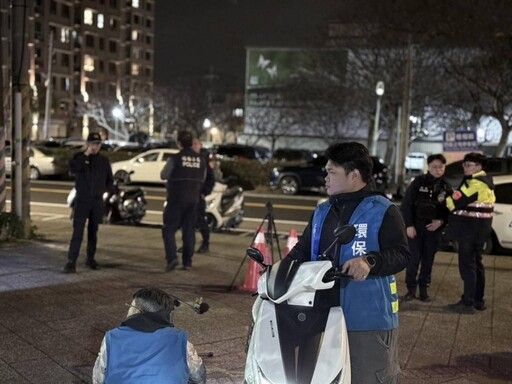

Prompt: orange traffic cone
[239,228,269,292]
[284,229,299,257]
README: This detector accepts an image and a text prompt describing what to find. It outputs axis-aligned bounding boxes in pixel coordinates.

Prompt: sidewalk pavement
[0,217,511,383]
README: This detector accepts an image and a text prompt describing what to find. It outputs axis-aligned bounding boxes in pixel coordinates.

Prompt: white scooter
[205,181,244,231]
[245,224,356,384]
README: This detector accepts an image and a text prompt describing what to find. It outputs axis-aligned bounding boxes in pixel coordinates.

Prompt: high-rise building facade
[1,0,155,140]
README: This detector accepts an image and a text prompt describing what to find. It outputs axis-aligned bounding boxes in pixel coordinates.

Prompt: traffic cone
[284,229,299,257]
[239,228,269,292]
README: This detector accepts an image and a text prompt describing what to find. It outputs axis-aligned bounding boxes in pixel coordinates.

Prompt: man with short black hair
[63,132,113,273]
[161,131,207,271]
[287,142,409,383]
[400,153,452,302]
[92,287,206,383]
[446,152,495,314]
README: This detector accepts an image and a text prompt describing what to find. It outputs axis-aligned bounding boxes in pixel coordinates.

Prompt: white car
[5,145,68,180]
[488,175,512,252]
[111,148,179,184]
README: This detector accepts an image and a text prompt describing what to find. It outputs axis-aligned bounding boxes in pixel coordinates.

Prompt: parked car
[444,157,512,187]
[440,175,512,254]
[269,155,389,195]
[272,148,315,162]
[213,144,271,162]
[5,145,68,180]
[110,148,179,184]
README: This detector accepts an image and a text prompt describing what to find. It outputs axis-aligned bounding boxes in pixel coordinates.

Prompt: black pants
[405,225,441,291]
[196,198,209,247]
[68,199,104,263]
[162,199,198,266]
[458,240,486,305]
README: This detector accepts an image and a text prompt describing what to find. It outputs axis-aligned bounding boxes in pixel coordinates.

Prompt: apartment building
[1,0,155,140]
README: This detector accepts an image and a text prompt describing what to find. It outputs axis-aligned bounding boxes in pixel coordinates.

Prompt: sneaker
[401,291,416,302]
[196,245,209,253]
[177,247,183,253]
[181,263,192,271]
[474,301,487,311]
[448,300,475,314]
[85,259,100,270]
[165,260,178,272]
[62,262,76,274]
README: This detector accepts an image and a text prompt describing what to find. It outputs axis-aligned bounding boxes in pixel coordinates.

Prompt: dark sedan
[269,155,389,195]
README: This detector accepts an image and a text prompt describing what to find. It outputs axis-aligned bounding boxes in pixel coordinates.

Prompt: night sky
[154,0,345,89]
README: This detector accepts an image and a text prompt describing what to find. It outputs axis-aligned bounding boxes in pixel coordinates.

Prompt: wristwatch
[363,254,377,269]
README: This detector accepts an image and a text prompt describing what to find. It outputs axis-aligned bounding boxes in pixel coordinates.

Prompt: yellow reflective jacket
[446,170,495,219]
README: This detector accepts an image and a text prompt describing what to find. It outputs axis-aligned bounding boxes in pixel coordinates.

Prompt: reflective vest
[311,195,399,331]
[105,326,189,384]
[446,170,495,219]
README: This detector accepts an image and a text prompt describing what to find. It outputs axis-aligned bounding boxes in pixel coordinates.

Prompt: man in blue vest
[92,287,206,384]
[287,142,410,383]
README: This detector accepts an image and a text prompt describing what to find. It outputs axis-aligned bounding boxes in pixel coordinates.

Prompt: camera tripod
[228,201,283,291]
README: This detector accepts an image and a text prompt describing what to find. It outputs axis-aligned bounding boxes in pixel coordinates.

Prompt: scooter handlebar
[322,268,351,282]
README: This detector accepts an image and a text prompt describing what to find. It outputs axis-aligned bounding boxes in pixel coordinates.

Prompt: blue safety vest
[105,326,189,384]
[311,195,399,331]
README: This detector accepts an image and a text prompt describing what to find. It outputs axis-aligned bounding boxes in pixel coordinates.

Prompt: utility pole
[396,41,413,197]
[11,0,31,237]
[0,20,6,214]
[42,30,53,140]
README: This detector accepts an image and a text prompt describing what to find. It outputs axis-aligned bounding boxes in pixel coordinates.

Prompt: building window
[99,60,105,73]
[84,9,94,25]
[109,17,118,30]
[50,0,57,14]
[132,30,139,41]
[61,53,70,67]
[84,55,95,72]
[146,19,152,29]
[61,77,70,91]
[145,35,152,45]
[109,40,117,53]
[131,64,139,75]
[132,0,140,8]
[108,62,116,75]
[133,14,140,25]
[145,51,151,61]
[85,81,94,93]
[97,14,104,29]
[99,37,105,50]
[146,2,152,11]
[110,0,118,8]
[62,4,70,18]
[85,34,94,48]
[60,27,70,43]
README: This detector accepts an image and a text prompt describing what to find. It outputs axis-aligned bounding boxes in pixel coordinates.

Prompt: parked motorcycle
[205,181,244,231]
[245,224,356,384]
[67,175,147,225]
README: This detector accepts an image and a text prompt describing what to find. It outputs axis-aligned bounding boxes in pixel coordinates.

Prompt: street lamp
[371,81,385,156]
[112,106,123,141]
[203,118,211,129]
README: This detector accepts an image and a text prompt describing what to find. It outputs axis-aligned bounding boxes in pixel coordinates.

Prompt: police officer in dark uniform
[192,138,215,253]
[400,154,452,301]
[63,132,113,273]
[161,131,206,271]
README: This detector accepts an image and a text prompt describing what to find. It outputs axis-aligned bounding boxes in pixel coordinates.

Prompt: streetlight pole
[370,81,385,156]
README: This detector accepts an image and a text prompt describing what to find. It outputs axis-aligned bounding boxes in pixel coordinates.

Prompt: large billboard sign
[244,48,349,138]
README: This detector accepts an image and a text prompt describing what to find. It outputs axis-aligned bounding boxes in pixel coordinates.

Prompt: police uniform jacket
[70,152,113,202]
[400,173,452,229]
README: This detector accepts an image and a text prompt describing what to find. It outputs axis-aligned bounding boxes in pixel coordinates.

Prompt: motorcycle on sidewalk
[67,172,147,225]
[244,224,356,384]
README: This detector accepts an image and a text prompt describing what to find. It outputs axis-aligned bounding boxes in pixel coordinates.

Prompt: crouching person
[93,287,206,384]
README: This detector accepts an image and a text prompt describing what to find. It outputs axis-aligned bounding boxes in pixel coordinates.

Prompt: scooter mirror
[246,247,266,268]
[333,224,356,245]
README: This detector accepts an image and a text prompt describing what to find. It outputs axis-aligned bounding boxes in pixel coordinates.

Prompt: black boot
[401,289,416,302]
[419,287,431,302]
